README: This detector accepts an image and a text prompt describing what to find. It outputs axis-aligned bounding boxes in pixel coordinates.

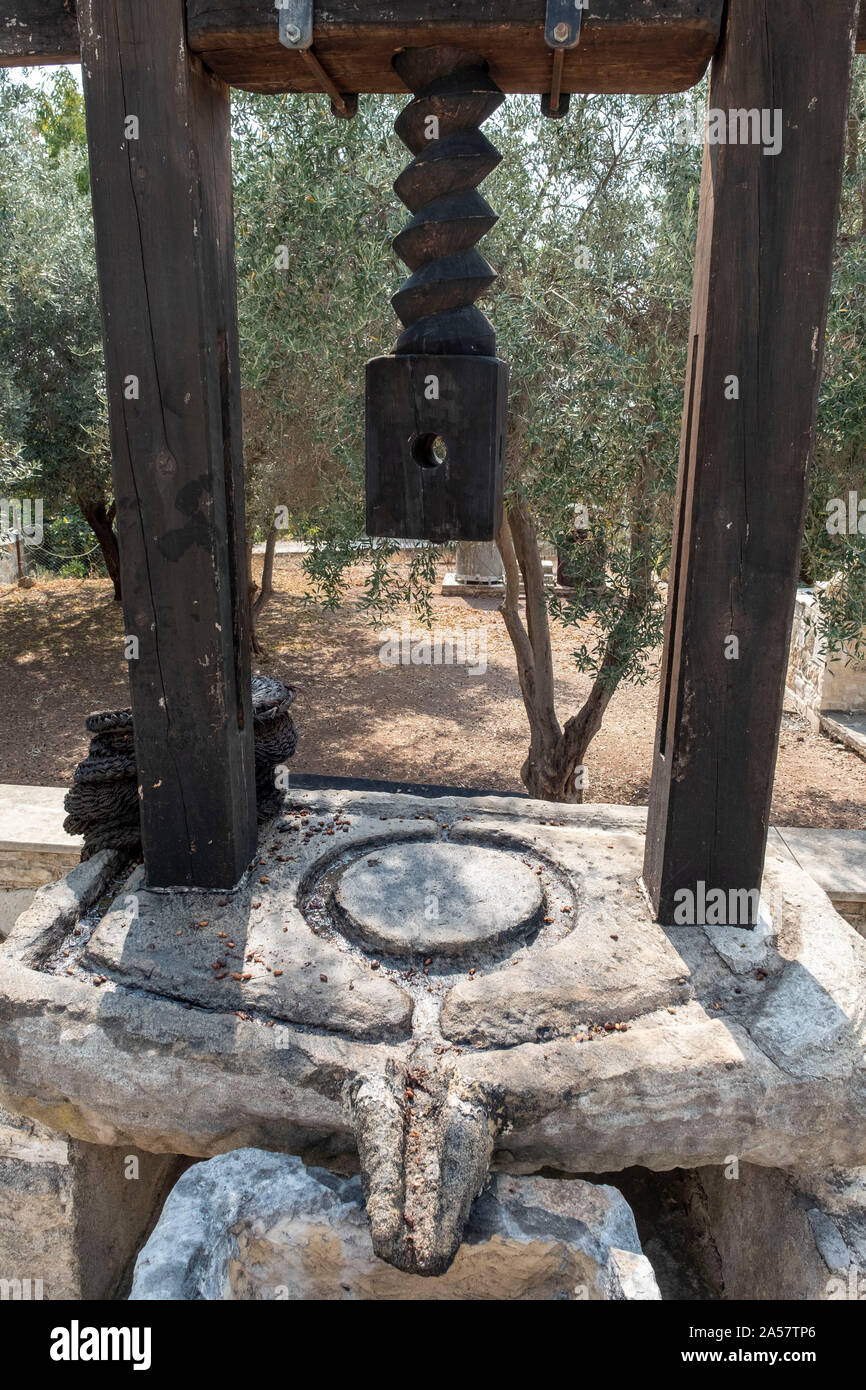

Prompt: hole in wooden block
[412,433,448,469]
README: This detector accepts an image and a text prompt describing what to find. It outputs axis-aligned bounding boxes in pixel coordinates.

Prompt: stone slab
[777,827,866,905]
[441,575,506,598]
[333,841,545,961]
[130,1149,660,1301]
[441,571,555,598]
[766,827,797,864]
[0,792,864,1219]
[84,874,415,1043]
[0,784,82,891]
[0,1103,185,1300]
[0,785,82,854]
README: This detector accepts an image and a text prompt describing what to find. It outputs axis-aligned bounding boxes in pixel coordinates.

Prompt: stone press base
[1,791,865,1288]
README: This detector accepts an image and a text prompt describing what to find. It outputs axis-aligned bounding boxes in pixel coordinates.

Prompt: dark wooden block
[366,354,507,542]
[643,0,860,926]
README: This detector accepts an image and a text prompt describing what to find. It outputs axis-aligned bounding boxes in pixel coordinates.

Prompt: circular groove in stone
[332,841,544,961]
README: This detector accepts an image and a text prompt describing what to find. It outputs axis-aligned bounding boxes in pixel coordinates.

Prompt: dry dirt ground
[1,557,864,829]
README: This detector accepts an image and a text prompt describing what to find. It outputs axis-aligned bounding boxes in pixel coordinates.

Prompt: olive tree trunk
[77,493,122,601]
[497,456,654,803]
[248,524,279,656]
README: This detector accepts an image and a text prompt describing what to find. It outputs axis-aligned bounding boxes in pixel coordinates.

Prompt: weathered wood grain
[78,0,258,889]
[644,0,861,925]
[6,2,864,83]
[186,0,725,95]
[0,0,77,63]
[366,354,508,541]
[1,0,731,92]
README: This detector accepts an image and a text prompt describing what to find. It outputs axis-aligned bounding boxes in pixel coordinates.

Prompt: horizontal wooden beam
[3,0,730,93]
[0,0,79,64]
[185,0,725,95]
[6,3,864,92]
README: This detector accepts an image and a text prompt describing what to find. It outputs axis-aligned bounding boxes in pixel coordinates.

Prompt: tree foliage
[801,65,866,660]
[0,69,119,594]
[0,61,863,793]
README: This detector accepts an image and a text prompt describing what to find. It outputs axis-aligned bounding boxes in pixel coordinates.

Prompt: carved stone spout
[345,1049,494,1276]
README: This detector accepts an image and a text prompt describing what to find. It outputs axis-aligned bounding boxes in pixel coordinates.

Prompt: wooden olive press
[365,48,510,543]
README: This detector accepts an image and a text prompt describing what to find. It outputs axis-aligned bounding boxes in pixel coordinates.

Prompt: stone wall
[0,1104,186,1300]
[0,847,80,892]
[787,588,866,727]
[0,845,80,945]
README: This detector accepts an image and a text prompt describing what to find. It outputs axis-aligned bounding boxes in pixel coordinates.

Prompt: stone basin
[1,790,865,1275]
[332,841,546,962]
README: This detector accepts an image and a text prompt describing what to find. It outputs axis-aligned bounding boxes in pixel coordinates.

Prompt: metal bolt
[285,23,301,42]
[554,22,571,41]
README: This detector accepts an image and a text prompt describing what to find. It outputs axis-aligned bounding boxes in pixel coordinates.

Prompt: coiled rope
[64,675,297,862]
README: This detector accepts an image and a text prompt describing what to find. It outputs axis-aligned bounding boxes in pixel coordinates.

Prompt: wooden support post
[644,0,861,926]
[78,0,258,890]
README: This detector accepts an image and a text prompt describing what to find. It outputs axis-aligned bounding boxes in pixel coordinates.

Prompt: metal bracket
[544,0,585,49]
[277,0,313,51]
[277,0,357,118]
[542,0,585,118]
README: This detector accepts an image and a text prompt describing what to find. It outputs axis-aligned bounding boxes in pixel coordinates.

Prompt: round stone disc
[333,841,544,961]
